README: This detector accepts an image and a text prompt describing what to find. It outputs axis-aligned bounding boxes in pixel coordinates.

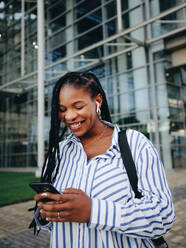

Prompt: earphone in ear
[96,101,99,113]
[96,101,101,119]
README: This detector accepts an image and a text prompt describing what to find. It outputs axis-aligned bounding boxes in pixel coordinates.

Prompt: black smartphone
[29,182,60,201]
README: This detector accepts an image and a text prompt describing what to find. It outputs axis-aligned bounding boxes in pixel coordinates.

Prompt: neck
[80,120,108,144]
[81,123,109,148]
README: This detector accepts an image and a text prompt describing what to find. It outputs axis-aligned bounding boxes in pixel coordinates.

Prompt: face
[58,84,102,137]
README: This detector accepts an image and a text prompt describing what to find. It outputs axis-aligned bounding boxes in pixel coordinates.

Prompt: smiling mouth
[69,121,84,130]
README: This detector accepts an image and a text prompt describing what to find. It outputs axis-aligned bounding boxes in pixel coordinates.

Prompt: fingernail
[41,193,48,197]
[40,209,43,213]
[46,218,49,221]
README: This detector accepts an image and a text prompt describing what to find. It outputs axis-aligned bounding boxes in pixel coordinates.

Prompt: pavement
[0,168,186,248]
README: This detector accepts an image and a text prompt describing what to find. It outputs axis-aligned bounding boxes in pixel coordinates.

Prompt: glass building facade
[0,0,186,170]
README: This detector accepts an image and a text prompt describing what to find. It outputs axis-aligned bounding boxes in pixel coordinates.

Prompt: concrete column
[159,119,172,170]
[66,0,74,70]
[116,0,132,122]
[150,0,161,37]
[129,0,149,123]
[36,0,45,177]
[146,0,172,169]
[117,47,129,118]
[21,0,25,76]
[154,61,172,170]
[116,0,123,32]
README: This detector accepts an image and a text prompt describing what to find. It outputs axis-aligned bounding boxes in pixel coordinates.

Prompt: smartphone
[29,182,60,201]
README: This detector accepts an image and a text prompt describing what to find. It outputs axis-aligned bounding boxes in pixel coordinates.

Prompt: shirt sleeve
[34,207,53,232]
[88,130,175,239]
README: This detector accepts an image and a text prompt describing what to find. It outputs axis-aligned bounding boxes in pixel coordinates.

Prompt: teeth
[70,122,81,129]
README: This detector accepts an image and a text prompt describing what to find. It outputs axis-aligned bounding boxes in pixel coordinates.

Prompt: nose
[64,109,77,121]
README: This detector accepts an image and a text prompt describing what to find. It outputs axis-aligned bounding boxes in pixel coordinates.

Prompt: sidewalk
[0,168,186,247]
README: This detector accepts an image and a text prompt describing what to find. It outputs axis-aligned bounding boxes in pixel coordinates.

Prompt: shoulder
[124,129,157,158]
[126,129,159,158]
[125,129,147,148]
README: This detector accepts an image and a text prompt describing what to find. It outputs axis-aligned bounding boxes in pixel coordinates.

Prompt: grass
[0,172,40,207]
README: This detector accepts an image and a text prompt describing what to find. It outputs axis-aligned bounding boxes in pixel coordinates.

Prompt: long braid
[84,72,112,123]
[41,71,112,182]
[41,80,65,182]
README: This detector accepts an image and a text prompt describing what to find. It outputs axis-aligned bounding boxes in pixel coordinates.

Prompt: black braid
[41,71,112,183]
[82,72,112,123]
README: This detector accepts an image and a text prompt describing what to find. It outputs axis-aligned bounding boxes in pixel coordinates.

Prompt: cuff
[34,207,52,231]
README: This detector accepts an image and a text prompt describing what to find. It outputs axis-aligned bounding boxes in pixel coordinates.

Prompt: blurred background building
[0,0,185,171]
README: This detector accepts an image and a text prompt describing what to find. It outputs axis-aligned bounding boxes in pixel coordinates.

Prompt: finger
[34,193,43,201]
[46,216,67,222]
[40,200,71,212]
[63,188,83,194]
[35,192,63,202]
[44,209,71,219]
[40,209,46,219]
[35,193,49,201]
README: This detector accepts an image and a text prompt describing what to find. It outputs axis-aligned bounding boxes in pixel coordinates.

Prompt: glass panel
[0,90,39,168]
[75,9,102,35]
[104,1,116,20]
[151,9,185,38]
[49,30,66,49]
[25,1,36,12]
[122,11,129,29]
[150,0,184,17]
[171,142,186,168]
[47,2,66,21]
[48,45,67,63]
[48,15,66,34]
[104,19,117,38]
[75,0,101,19]
[114,114,150,138]
[121,0,129,12]
[169,107,184,121]
[77,26,103,50]
[167,84,180,99]
[181,66,186,84]
[6,2,21,25]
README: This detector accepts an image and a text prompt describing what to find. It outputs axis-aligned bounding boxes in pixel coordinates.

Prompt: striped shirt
[40,123,175,247]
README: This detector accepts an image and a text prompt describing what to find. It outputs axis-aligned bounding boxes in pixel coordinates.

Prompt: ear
[95,94,102,108]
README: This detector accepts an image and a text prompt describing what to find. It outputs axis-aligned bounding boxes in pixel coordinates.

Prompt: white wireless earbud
[96,101,100,113]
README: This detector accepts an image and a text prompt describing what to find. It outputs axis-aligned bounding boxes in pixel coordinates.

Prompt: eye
[59,108,66,113]
[76,106,84,110]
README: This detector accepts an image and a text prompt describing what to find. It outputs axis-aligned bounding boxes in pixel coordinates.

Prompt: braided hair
[41,71,112,183]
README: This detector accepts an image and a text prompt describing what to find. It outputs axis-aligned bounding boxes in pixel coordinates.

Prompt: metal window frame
[0,2,185,94]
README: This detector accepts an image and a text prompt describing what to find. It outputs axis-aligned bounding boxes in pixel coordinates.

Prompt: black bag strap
[118,130,168,247]
[118,130,142,198]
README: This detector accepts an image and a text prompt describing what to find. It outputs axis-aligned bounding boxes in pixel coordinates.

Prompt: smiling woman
[29,71,175,248]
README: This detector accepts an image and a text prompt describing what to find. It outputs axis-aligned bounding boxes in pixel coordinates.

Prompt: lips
[68,121,84,131]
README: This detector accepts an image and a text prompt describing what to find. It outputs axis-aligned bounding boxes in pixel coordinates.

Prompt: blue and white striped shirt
[44,123,175,247]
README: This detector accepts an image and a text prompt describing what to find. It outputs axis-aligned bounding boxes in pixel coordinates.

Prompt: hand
[34,188,91,223]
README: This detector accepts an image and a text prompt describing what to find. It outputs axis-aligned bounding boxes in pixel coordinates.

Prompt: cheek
[86,109,97,124]
[58,112,64,121]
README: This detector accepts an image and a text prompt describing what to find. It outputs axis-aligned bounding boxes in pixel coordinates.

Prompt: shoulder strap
[118,130,167,247]
[118,130,142,199]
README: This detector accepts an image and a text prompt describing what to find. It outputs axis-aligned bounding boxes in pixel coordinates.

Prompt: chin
[71,129,84,137]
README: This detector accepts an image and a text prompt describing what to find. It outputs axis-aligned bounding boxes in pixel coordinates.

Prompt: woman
[32,71,175,247]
